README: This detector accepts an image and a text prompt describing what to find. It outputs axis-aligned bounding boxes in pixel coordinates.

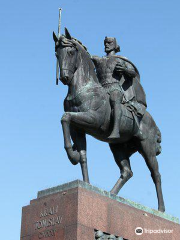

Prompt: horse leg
[138,140,165,212]
[61,111,97,177]
[79,149,89,183]
[109,143,133,195]
[61,114,80,165]
[70,127,89,183]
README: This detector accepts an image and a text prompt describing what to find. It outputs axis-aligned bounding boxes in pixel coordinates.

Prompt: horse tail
[156,126,162,156]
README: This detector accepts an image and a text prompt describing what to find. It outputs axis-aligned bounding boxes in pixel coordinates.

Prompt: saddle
[123,100,147,141]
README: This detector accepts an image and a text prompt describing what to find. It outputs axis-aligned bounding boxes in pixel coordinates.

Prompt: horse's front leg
[70,127,89,183]
[61,111,96,181]
[61,113,80,165]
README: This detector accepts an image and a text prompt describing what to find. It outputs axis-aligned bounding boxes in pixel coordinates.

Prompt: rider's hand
[114,62,125,73]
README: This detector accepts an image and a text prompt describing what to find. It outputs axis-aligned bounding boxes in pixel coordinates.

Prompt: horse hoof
[110,190,118,195]
[158,206,165,212]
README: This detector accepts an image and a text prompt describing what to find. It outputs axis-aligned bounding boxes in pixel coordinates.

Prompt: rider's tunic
[92,55,147,117]
[92,56,123,93]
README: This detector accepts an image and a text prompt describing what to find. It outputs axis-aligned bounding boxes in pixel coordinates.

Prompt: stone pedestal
[20,180,180,240]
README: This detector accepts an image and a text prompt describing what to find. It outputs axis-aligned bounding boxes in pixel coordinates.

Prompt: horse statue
[53,28,165,212]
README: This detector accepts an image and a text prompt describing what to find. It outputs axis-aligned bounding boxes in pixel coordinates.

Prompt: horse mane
[72,37,90,56]
[71,37,99,83]
[60,34,98,83]
[60,34,90,55]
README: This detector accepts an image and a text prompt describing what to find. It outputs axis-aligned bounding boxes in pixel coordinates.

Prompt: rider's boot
[108,100,122,140]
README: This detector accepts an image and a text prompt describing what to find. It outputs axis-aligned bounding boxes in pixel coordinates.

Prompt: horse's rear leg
[109,143,133,195]
[139,140,165,212]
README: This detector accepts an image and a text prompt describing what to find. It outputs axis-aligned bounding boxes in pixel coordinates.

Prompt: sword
[56,8,62,85]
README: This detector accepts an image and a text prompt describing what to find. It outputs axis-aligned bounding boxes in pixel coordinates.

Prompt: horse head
[53,28,81,85]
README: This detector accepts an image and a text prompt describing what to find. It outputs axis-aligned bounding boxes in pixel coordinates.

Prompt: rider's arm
[91,55,100,65]
[115,59,137,78]
[124,62,136,78]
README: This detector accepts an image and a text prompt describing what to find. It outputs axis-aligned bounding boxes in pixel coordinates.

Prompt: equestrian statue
[53,27,165,212]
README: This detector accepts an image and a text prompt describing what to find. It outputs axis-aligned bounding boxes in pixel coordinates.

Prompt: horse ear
[53,31,58,42]
[65,27,72,40]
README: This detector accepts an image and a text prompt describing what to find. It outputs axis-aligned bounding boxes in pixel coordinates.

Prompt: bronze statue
[53,28,165,212]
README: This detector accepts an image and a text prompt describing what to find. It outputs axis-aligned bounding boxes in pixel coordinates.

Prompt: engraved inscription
[38,229,56,239]
[35,205,62,239]
[35,216,62,230]
[40,206,59,218]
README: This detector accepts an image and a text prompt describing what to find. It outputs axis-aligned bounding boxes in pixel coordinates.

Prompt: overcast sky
[0,1,180,239]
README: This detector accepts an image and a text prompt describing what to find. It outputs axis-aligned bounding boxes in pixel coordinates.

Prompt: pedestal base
[20,180,180,240]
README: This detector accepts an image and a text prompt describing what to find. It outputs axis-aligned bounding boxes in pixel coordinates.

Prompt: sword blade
[56,8,62,85]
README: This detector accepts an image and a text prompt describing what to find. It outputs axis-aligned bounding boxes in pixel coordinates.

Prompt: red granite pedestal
[20,180,180,240]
